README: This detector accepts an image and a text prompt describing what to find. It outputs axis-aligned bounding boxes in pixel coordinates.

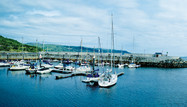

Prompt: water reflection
[39,73,52,78]
[9,70,25,75]
[25,73,38,79]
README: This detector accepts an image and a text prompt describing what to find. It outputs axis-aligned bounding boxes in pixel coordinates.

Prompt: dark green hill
[0,35,41,52]
[27,43,130,54]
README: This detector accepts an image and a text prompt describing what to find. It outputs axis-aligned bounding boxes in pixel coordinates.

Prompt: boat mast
[111,13,114,70]
[36,39,37,62]
[98,37,101,66]
[22,37,24,60]
[42,40,44,60]
[80,39,83,63]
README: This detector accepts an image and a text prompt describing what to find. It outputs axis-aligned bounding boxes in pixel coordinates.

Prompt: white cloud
[27,10,61,17]
[157,0,187,21]
[0,0,187,56]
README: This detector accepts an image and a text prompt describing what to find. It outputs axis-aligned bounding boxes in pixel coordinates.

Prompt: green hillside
[0,35,42,52]
[27,43,130,54]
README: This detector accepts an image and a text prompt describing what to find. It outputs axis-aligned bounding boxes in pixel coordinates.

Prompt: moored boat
[36,67,52,74]
[0,62,10,67]
[98,70,118,88]
[10,64,29,71]
[98,14,118,88]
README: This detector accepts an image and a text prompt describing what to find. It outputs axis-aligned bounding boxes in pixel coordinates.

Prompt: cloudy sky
[0,0,187,56]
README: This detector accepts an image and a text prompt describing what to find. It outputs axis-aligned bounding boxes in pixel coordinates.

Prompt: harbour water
[0,65,187,106]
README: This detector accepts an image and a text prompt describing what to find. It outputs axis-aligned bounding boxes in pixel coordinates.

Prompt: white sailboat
[98,14,118,88]
[76,39,91,73]
[25,40,38,74]
[82,55,100,83]
[128,34,141,68]
[36,54,52,74]
[117,49,124,68]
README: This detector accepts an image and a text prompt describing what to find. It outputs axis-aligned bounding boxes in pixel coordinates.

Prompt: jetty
[56,71,124,80]
[56,72,91,79]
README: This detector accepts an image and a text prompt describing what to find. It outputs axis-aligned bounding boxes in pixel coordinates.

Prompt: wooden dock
[56,72,124,80]
[55,72,91,79]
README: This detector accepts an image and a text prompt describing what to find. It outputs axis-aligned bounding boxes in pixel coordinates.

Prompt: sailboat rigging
[98,14,118,88]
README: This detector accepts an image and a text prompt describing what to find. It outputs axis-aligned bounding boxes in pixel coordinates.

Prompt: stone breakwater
[0,52,186,68]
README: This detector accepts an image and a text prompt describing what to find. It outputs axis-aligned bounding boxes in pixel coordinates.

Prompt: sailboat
[128,34,141,68]
[75,39,91,73]
[63,45,75,73]
[36,54,52,74]
[10,38,30,71]
[117,49,124,68]
[82,37,102,84]
[98,14,118,88]
[82,55,100,83]
[25,39,38,74]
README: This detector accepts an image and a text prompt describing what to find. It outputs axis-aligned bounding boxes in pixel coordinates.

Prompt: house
[154,52,162,57]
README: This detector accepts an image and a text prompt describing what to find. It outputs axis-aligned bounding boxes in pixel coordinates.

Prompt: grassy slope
[0,35,41,52]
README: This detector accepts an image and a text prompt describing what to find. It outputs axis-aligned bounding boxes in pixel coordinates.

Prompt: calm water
[0,66,187,106]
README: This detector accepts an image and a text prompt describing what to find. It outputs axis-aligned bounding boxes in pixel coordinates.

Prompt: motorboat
[54,63,63,69]
[0,62,10,67]
[82,71,100,83]
[41,60,54,68]
[128,63,136,68]
[36,67,52,74]
[25,68,37,74]
[117,64,124,68]
[128,62,141,68]
[41,64,54,68]
[10,64,29,71]
[25,64,37,74]
[76,66,91,73]
[65,66,75,71]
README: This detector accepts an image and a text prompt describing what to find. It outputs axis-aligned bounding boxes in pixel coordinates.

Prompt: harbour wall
[0,51,186,68]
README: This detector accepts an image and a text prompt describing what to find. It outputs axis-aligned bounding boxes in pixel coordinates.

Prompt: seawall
[0,51,186,68]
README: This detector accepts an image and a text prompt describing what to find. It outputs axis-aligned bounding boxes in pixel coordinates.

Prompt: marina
[0,65,187,106]
[1,0,187,106]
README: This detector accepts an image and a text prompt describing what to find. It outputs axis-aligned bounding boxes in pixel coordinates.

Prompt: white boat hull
[41,64,54,68]
[76,66,91,72]
[82,77,100,83]
[98,74,118,88]
[37,68,52,74]
[10,66,28,71]
[0,63,10,67]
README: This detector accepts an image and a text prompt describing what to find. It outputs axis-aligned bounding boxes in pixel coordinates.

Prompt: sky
[0,0,187,56]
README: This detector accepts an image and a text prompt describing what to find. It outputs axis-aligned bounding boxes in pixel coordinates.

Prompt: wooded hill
[0,35,41,52]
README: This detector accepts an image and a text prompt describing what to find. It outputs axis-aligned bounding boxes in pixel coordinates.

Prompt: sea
[0,64,187,106]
